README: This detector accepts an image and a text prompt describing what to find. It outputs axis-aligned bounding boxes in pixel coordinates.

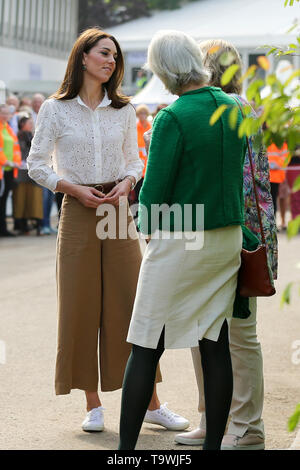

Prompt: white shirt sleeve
[27,100,63,192]
[122,105,144,182]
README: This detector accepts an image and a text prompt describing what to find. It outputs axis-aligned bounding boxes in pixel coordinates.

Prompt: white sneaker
[82,406,104,432]
[40,227,51,235]
[175,427,206,445]
[144,403,190,431]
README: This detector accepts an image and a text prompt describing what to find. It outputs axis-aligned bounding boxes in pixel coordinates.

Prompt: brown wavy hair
[52,27,130,109]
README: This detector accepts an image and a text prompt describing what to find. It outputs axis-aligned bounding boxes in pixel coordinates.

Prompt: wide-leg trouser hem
[55,195,162,394]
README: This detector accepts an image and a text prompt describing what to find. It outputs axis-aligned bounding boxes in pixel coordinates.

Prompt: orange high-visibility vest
[0,122,21,180]
[137,120,151,178]
[267,142,288,184]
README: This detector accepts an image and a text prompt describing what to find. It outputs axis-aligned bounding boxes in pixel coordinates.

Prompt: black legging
[270,182,279,215]
[118,321,233,450]
[0,170,14,234]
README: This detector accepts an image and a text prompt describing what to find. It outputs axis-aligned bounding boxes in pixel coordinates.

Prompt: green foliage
[210,10,300,437]
[281,282,293,307]
[285,0,300,6]
[262,43,300,57]
[212,60,300,154]
[148,0,182,9]
[288,403,300,432]
[287,215,300,239]
[208,1,300,171]
[229,106,239,130]
[78,0,201,30]
[221,64,240,87]
[219,51,236,67]
[209,104,228,126]
[293,174,300,192]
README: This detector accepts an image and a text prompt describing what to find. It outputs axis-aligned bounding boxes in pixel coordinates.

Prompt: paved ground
[0,227,300,450]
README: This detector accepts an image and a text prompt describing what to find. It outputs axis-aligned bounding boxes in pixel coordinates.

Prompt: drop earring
[82,64,87,71]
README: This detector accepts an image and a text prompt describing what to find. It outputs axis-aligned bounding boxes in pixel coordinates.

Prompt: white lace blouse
[27,91,143,191]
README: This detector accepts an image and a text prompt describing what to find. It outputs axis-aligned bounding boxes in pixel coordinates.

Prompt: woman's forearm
[55,179,81,198]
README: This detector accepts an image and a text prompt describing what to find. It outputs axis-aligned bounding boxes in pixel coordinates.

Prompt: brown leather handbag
[232,97,276,298]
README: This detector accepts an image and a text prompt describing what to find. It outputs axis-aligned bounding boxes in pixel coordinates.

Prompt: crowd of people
[267,141,300,229]
[1,92,299,240]
[0,94,63,237]
[2,24,300,452]
[1,91,174,239]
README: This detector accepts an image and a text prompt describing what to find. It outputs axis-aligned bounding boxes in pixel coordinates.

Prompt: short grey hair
[147,30,210,95]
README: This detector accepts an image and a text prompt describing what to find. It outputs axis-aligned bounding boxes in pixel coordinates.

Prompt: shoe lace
[159,403,180,422]
[88,407,104,421]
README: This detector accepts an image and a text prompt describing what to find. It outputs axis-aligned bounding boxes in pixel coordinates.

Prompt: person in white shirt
[30,93,57,236]
[27,27,189,434]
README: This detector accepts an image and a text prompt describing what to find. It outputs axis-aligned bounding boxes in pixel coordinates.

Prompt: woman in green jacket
[118,30,246,450]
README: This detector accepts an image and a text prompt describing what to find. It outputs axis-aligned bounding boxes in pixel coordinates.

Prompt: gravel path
[0,231,299,450]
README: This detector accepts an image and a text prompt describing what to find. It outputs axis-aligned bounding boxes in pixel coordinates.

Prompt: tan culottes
[55,194,162,395]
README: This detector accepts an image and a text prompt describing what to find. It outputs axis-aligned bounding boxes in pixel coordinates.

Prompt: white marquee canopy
[109,0,300,50]
[131,75,177,112]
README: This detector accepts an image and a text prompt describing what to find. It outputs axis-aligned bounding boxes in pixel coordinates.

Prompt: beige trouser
[55,194,162,395]
[191,298,264,438]
[13,182,43,219]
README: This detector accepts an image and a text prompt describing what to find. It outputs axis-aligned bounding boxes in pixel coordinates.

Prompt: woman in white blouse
[27,28,189,433]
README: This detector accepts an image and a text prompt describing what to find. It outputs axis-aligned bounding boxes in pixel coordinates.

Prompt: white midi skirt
[127,225,242,349]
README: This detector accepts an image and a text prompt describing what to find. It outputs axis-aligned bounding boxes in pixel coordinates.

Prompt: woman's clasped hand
[72,178,132,208]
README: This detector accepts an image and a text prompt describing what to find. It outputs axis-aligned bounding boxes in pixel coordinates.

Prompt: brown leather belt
[84,181,119,194]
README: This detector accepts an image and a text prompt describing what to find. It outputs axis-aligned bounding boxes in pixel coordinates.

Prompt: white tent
[0,80,6,104]
[109,0,300,95]
[261,59,300,107]
[131,75,178,112]
[109,0,300,50]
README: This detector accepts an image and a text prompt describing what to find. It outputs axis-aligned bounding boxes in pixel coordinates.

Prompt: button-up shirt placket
[27,90,143,192]
[91,108,102,183]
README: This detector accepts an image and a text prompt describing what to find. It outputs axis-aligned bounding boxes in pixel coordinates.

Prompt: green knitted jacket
[138,86,246,235]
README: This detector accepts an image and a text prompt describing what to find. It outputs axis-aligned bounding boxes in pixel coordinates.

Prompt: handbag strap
[231,96,266,246]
